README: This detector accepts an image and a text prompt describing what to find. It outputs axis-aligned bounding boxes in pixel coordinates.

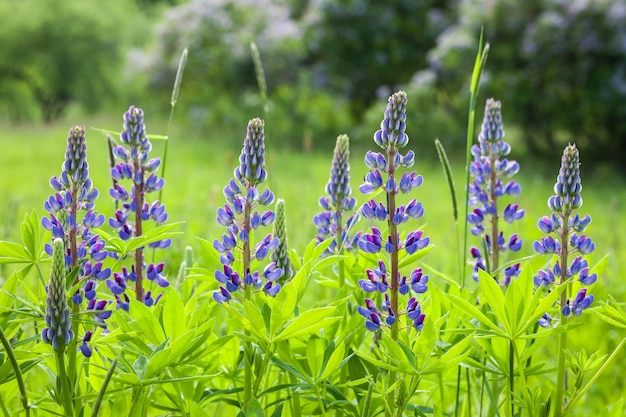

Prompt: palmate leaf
[446,293,506,337]
[94,221,184,257]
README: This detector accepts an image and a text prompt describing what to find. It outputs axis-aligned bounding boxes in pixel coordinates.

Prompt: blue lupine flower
[108,106,171,304]
[467,99,524,283]
[534,144,597,323]
[42,125,113,356]
[356,91,430,333]
[313,135,361,256]
[212,118,283,303]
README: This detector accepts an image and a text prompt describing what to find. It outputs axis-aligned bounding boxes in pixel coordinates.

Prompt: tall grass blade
[250,41,269,116]
[91,357,119,417]
[171,48,188,107]
[461,29,489,288]
[159,48,189,203]
[434,138,458,222]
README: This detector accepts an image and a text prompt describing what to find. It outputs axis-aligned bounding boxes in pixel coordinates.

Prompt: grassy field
[1,113,626,414]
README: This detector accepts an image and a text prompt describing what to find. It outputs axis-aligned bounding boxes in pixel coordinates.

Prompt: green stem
[386,148,399,417]
[56,349,74,417]
[314,384,327,417]
[134,168,145,302]
[489,153,499,274]
[336,213,344,288]
[252,344,274,397]
[362,380,373,417]
[90,357,118,417]
[0,393,10,417]
[243,196,253,408]
[0,326,29,417]
[554,213,570,417]
[454,366,461,417]
[288,373,302,417]
[509,340,515,417]
[466,367,472,416]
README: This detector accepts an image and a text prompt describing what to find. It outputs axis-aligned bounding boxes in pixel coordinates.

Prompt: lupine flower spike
[357,91,430,336]
[42,125,111,356]
[42,238,74,351]
[468,99,524,284]
[534,143,596,327]
[108,106,171,305]
[212,118,283,303]
[313,134,361,257]
[271,199,293,282]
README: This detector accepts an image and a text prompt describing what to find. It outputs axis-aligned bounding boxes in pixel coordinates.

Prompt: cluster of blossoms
[356,91,430,333]
[41,126,112,357]
[313,134,361,255]
[534,144,596,327]
[108,106,171,308]
[467,99,524,284]
[212,118,283,303]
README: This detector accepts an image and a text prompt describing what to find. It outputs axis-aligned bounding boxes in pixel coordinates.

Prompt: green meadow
[0,106,625,416]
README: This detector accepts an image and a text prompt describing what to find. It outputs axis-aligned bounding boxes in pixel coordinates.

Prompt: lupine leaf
[0,241,32,264]
[477,268,510,334]
[270,281,296,338]
[274,307,338,341]
[503,275,524,336]
[320,341,345,381]
[306,336,324,380]
[422,333,474,374]
[520,283,566,335]
[398,245,434,268]
[271,356,313,384]
[163,289,185,340]
[127,300,165,346]
[446,293,505,336]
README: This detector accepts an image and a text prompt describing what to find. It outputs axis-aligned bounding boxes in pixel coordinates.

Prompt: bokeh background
[2,0,626,170]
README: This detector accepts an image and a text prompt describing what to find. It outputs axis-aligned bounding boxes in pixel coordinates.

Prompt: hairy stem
[56,350,74,417]
[134,165,145,302]
[386,149,399,417]
[243,195,253,407]
[554,213,570,417]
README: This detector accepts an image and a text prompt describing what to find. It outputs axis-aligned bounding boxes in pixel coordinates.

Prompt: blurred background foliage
[1,0,625,171]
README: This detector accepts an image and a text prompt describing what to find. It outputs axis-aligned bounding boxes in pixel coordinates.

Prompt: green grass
[1,115,626,414]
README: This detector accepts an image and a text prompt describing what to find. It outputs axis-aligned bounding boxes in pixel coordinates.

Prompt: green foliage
[429,0,626,169]
[306,0,454,115]
[0,0,133,122]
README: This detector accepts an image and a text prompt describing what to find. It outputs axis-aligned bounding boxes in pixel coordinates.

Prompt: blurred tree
[0,0,128,122]
[306,0,456,116]
[429,0,626,170]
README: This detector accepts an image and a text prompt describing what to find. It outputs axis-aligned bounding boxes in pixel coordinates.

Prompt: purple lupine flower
[356,92,430,334]
[534,144,597,324]
[212,118,283,303]
[42,126,114,356]
[42,239,74,352]
[313,135,361,257]
[108,106,170,305]
[467,99,524,284]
